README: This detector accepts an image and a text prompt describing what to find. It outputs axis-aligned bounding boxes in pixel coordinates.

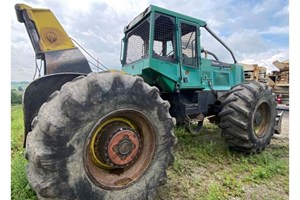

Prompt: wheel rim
[85,109,156,189]
[253,101,271,137]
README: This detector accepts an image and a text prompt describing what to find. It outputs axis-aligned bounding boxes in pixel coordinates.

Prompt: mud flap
[23,73,87,146]
[274,110,284,134]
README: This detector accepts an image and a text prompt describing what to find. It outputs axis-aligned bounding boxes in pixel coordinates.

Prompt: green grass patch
[11,105,36,200]
[161,121,289,199]
[11,106,288,200]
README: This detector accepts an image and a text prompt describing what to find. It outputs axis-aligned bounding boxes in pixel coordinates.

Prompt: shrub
[11,90,22,105]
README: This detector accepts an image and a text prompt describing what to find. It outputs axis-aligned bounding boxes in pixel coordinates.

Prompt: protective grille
[153,13,176,62]
[181,23,197,67]
[126,17,150,64]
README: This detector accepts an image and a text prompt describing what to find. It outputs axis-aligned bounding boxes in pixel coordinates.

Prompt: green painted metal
[122,5,244,93]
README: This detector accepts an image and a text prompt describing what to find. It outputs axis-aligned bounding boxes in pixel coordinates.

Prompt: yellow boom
[15,3,91,74]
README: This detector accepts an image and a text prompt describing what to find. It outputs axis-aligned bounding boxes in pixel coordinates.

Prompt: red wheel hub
[107,129,140,167]
[85,111,156,189]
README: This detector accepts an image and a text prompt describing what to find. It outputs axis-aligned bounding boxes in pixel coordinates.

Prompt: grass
[11,105,289,200]
[11,105,36,200]
[156,124,289,200]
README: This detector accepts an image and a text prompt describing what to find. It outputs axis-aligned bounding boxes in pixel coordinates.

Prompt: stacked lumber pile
[241,63,267,83]
[268,60,289,105]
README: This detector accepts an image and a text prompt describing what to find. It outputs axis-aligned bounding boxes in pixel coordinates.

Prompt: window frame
[152,12,177,63]
[179,20,200,68]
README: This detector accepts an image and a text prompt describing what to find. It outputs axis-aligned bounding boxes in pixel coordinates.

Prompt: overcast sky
[6,1,300,197]
[11,0,289,81]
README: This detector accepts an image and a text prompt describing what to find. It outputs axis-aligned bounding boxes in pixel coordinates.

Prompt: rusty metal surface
[85,109,156,190]
[107,129,141,166]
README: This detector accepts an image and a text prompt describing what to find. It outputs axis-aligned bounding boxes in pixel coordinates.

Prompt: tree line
[11,89,22,105]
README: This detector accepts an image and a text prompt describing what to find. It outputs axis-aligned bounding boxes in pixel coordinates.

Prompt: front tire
[218,82,276,153]
[25,72,176,199]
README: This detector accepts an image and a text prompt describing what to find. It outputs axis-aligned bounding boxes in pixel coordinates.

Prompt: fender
[23,73,87,146]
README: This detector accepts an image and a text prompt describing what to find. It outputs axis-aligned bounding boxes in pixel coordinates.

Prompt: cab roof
[124,5,207,33]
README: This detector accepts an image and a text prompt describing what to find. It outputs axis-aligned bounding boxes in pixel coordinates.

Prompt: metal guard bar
[204,25,237,64]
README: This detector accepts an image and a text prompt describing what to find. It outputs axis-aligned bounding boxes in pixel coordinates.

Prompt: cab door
[179,20,201,89]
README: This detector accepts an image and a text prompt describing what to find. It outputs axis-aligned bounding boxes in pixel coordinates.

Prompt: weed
[204,182,226,200]
[11,150,36,200]
[11,105,36,200]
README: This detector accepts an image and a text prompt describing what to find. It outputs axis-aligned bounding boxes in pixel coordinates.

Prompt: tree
[11,90,22,105]
[18,86,23,92]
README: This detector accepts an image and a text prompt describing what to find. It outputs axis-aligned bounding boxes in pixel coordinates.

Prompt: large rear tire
[218,82,276,153]
[25,72,176,199]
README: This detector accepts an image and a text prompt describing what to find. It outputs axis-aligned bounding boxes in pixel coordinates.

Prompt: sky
[4,1,300,198]
[10,0,289,81]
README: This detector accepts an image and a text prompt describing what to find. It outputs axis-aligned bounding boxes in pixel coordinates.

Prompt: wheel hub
[115,136,133,155]
[107,129,140,167]
[254,110,262,126]
[86,111,156,189]
[92,121,141,169]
